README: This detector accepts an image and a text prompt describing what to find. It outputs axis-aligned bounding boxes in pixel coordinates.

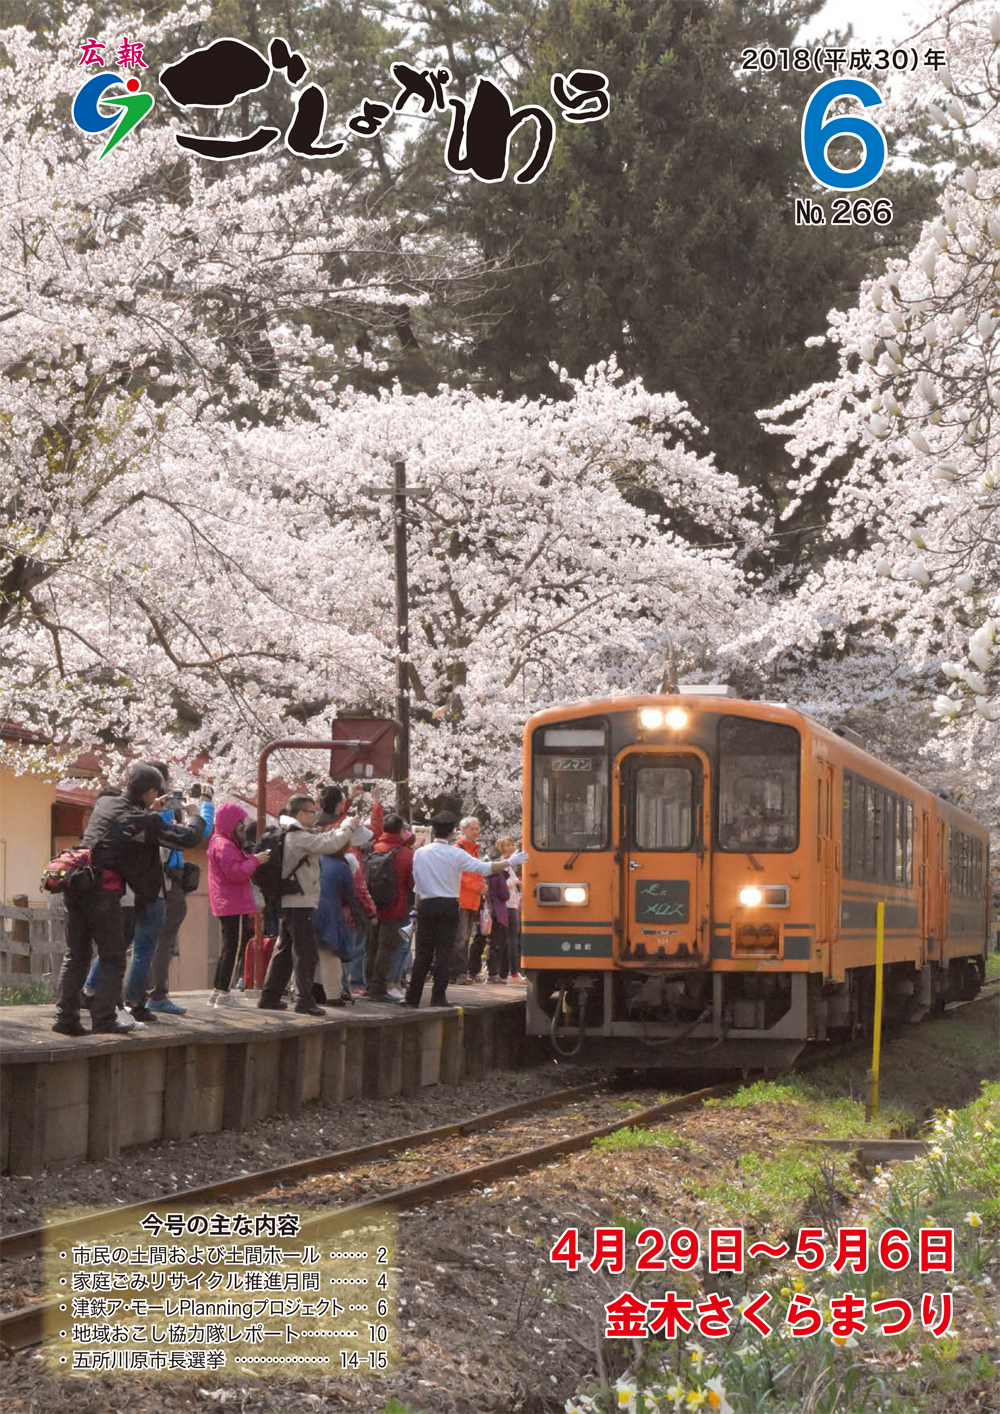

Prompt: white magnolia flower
[969,642,990,669]
[907,561,931,586]
[917,373,940,404]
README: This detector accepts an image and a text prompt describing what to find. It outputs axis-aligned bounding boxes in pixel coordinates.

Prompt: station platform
[0,984,538,1175]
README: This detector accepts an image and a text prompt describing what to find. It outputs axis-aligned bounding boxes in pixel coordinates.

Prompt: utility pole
[393,458,412,821]
[363,462,430,820]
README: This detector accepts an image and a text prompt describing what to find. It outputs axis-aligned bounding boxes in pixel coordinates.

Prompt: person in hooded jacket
[207,803,269,1008]
[53,763,207,1036]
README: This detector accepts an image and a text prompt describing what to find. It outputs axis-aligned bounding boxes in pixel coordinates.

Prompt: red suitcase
[243,933,276,990]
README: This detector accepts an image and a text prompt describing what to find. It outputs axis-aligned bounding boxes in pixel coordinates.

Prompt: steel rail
[295,1083,731,1238]
[0,1083,727,1355]
[0,1081,609,1265]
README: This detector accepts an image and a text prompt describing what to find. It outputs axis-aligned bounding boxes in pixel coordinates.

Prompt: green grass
[683,1145,859,1229]
[985,949,1000,982]
[1,980,52,1005]
[708,1075,908,1138]
[593,1124,695,1154]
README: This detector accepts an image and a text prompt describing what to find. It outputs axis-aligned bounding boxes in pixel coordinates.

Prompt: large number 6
[801,78,888,191]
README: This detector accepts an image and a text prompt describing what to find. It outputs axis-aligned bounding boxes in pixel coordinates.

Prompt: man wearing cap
[403,812,527,1009]
[258,792,361,1015]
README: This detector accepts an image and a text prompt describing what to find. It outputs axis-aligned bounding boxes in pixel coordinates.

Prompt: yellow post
[866,901,885,1123]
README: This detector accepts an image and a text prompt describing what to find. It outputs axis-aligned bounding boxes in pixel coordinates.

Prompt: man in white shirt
[403,812,525,1009]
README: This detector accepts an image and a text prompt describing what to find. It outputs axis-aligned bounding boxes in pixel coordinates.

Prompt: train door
[937,819,950,953]
[618,749,710,965]
[817,761,838,948]
[920,809,933,958]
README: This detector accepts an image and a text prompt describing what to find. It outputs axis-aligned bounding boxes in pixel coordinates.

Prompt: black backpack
[253,827,304,902]
[363,846,401,910]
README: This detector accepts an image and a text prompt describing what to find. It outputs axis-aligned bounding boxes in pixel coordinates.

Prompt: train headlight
[665,708,689,729]
[536,883,590,906]
[737,884,790,908]
[639,707,664,729]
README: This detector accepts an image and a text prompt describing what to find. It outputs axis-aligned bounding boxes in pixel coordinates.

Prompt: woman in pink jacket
[207,803,268,1008]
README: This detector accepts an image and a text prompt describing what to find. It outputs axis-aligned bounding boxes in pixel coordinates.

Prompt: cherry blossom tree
[245,364,759,816]
[1,21,757,807]
[749,0,999,820]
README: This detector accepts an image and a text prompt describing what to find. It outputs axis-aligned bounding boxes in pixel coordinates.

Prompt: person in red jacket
[364,812,414,1002]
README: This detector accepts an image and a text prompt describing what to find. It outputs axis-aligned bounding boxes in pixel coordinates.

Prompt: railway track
[5,980,994,1357]
[0,1081,728,1355]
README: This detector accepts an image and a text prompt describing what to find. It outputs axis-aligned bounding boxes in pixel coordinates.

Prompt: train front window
[718,717,800,853]
[531,719,609,850]
[633,766,695,850]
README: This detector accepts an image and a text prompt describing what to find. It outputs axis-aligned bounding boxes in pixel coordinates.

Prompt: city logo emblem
[73,73,155,157]
[73,36,153,158]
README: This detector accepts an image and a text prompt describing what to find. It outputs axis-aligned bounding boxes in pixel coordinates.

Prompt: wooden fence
[1,896,66,991]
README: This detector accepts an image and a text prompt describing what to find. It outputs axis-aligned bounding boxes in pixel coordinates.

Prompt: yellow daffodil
[966,1211,983,1229]
[615,1378,637,1411]
[830,1332,859,1348]
[792,1276,805,1293]
[685,1392,707,1409]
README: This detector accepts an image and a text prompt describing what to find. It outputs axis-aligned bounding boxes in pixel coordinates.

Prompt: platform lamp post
[363,459,431,822]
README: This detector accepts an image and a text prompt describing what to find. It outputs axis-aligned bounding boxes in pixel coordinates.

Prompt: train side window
[851,779,865,877]
[842,773,853,866]
[864,785,877,879]
[950,828,981,898]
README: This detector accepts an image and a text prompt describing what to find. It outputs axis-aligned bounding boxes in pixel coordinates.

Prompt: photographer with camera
[55,763,211,1035]
[146,769,215,1014]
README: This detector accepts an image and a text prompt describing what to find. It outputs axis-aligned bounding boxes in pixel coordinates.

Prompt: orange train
[520,691,990,1068]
